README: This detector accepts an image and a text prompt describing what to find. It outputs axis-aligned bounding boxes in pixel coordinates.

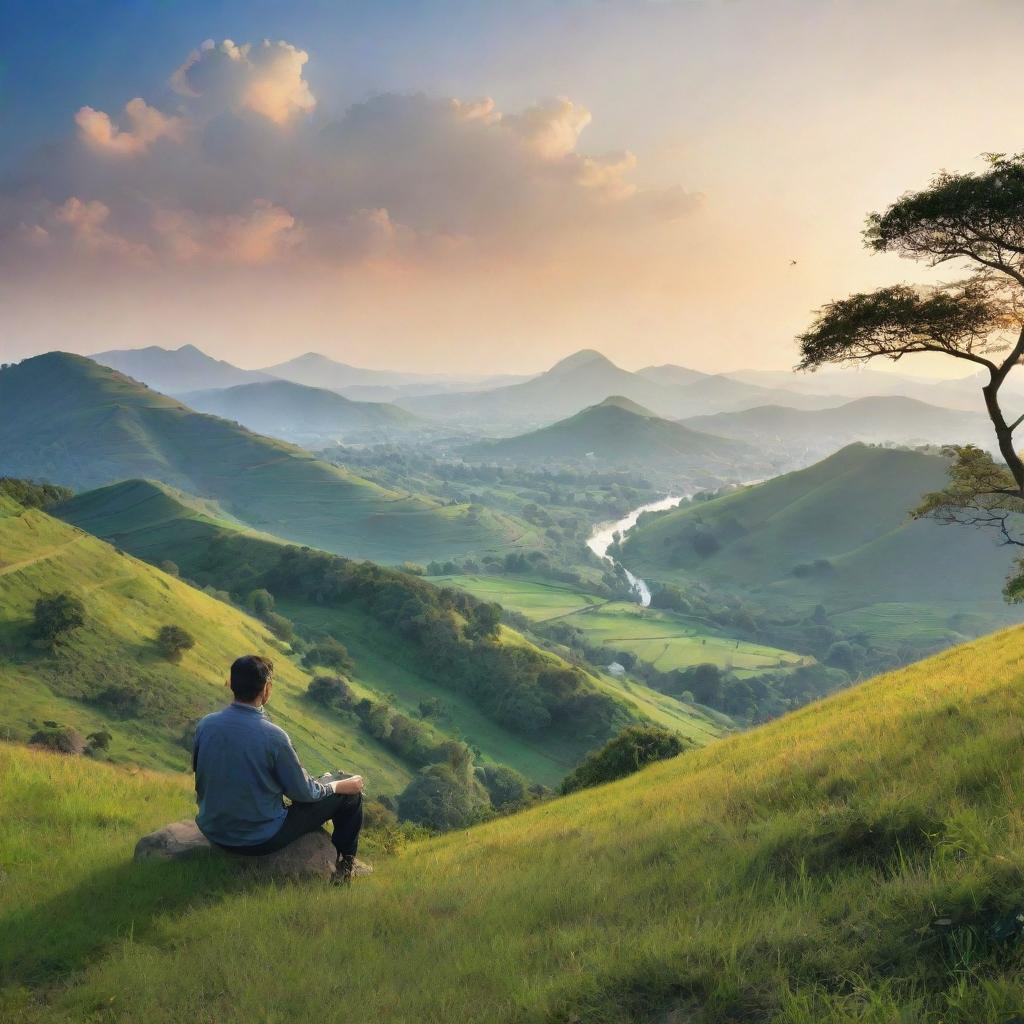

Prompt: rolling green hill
[621,443,1024,643]
[0,353,538,563]
[465,396,756,472]
[177,379,424,445]
[55,480,728,781]
[6,622,1024,1021]
[0,494,414,792]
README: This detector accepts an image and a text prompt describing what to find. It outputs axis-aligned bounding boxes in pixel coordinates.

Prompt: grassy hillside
[55,480,723,784]
[0,353,539,563]
[178,379,423,446]
[0,498,413,792]
[7,624,1024,1021]
[621,443,1024,642]
[465,396,756,472]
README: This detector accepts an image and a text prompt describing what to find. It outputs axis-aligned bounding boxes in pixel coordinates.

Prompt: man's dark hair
[230,655,274,702]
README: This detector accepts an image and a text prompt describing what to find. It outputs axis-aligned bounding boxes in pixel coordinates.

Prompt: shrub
[397,763,490,830]
[86,730,112,755]
[477,764,531,811]
[30,725,86,755]
[561,725,687,794]
[91,684,145,719]
[302,636,354,674]
[306,675,354,709]
[155,624,195,664]
[246,588,275,615]
[159,560,180,577]
[262,612,294,643]
[31,592,85,650]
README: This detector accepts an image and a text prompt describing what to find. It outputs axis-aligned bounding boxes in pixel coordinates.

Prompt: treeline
[0,477,73,510]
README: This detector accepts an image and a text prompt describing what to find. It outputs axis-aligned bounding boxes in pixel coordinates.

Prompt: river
[586,494,689,606]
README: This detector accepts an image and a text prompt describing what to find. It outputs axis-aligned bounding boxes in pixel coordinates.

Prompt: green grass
[8,624,1024,1021]
[435,574,808,678]
[0,500,413,794]
[0,354,542,564]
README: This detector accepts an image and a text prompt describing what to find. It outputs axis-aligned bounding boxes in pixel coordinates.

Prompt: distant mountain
[177,380,424,446]
[403,349,848,431]
[91,344,273,393]
[260,352,437,390]
[621,443,1022,631]
[682,396,990,452]
[635,363,710,387]
[0,353,537,563]
[465,396,755,474]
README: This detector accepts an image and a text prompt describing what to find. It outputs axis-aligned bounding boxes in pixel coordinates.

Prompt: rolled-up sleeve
[271,735,332,803]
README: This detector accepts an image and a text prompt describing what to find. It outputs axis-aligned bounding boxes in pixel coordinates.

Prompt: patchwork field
[433,574,809,677]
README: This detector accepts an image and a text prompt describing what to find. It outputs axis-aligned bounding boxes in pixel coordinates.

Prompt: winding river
[586,494,689,606]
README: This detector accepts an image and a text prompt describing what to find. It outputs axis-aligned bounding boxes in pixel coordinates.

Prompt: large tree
[798,153,1024,596]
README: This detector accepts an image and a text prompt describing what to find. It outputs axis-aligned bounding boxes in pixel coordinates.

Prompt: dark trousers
[220,793,362,859]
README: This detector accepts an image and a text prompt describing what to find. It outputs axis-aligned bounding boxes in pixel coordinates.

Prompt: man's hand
[332,774,364,796]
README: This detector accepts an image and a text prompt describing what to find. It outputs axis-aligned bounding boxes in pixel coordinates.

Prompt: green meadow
[434,573,808,676]
[6,623,1024,1022]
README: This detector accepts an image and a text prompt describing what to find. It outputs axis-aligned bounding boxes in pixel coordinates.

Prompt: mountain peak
[592,395,657,416]
[548,349,617,374]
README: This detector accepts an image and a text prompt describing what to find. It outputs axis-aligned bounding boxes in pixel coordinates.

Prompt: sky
[2,0,1023,375]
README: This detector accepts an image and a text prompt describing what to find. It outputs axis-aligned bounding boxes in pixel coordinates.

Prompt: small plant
[29,725,86,755]
[155,624,196,664]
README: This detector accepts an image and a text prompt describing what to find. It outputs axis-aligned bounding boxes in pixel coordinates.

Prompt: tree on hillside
[797,153,1024,595]
[560,724,688,794]
[302,636,354,674]
[397,763,490,831]
[155,624,196,664]
[31,592,85,650]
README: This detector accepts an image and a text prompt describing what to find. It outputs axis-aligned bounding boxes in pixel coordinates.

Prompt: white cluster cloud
[75,98,184,157]
[170,39,316,124]
[2,39,697,275]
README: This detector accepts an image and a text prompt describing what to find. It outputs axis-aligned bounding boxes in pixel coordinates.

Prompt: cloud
[1,39,699,276]
[75,98,184,156]
[170,39,316,125]
[151,199,301,264]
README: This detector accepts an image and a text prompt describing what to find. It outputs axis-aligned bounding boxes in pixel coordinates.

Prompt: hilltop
[621,443,1024,646]
[91,344,273,393]
[464,395,757,475]
[6,621,1024,1021]
[0,353,536,563]
[260,351,438,390]
[177,379,423,446]
[403,349,846,431]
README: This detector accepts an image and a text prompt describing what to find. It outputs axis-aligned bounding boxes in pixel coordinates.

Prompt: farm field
[433,574,809,677]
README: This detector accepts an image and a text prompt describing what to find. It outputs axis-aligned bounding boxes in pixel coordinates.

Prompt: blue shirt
[192,703,332,847]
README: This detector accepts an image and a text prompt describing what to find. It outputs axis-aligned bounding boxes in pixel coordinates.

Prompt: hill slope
[683,396,989,451]
[7,624,1024,1021]
[0,496,413,790]
[91,344,273,393]
[0,353,536,563]
[55,480,728,782]
[621,443,1024,637]
[466,396,756,472]
[176,379,423,445]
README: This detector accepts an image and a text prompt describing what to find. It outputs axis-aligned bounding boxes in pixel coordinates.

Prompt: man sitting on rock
[192,654,366,883]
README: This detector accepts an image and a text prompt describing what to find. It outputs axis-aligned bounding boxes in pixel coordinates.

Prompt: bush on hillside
[159,560,180,577]
[30,592,86,650]
[246,588,275,615]
[91,684,145,719]
[30,725,86,755]
[477,764,531,812]
[302,637,354,674]
[155,624,195,664]
[397,763,490,831]
[306,675,355,709]
[262,611,294,643]
[560,725,688,795]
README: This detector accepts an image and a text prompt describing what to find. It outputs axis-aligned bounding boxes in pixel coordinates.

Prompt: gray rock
[133,819,373,881]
